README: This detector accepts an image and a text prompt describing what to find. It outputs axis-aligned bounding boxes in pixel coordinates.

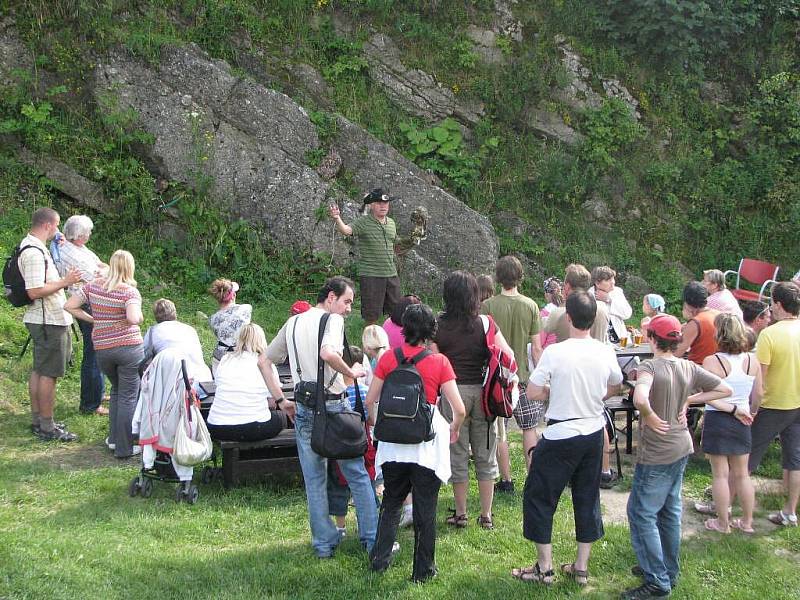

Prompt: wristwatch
[276,397,286,407]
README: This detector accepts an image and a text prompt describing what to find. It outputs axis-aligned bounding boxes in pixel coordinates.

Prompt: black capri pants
[523,427,604,544]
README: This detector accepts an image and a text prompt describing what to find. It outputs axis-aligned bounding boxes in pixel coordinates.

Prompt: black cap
[362,188,392,204]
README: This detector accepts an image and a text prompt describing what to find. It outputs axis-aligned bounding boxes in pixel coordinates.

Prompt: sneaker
[620,582,670,599]
[105,437,116,451]
[768,510,798,527]
[494,479,515,493]
[391,541,400,557]
[336,527,346,539]
[399,509,414,529]
[600,469,619,489]
[37,426,78,442]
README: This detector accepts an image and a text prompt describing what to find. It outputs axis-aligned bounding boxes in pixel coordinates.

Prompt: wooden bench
[218,429,300,488]
[199,362,301,488]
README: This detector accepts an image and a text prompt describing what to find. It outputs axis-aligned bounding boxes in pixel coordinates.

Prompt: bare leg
[730,454,755,528]
[29,371,41,415]
[708,454,731,529]
[575,541,592,571]
[335,515,346,528]
[785,469,800,516]
[522,428,539,471]
[36,374,57,419]
[453,481,468,516]
[478,479,494,518]
[535,542,553,572]
[497,440,512,481]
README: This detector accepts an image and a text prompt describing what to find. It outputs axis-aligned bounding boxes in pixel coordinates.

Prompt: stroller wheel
[186,485,199,505]
[201,466,214,485]
[128,476,140,497]
[141,478,154,498]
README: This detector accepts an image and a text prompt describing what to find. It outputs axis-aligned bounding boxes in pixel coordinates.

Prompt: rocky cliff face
[89,44,498,294]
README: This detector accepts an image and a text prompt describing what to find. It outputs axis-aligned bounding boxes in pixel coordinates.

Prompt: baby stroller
[130,349,213,503]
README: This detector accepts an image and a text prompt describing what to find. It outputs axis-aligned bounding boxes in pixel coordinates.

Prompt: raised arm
[328,204,353,236]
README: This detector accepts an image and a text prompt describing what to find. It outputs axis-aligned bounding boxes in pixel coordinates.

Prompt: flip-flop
[704,518,730,534]
[730,518,755,534]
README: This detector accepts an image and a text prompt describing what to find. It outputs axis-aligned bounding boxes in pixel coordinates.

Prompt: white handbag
[173,397,213,466]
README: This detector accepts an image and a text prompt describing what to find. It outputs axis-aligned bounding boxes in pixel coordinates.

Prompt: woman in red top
[65,250,144,458]
[367,303,465,583]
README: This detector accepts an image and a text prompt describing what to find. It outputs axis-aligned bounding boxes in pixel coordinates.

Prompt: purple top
[382,318,405,349]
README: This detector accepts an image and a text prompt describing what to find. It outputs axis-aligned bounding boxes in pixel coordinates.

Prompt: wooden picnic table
[198,361,300,488]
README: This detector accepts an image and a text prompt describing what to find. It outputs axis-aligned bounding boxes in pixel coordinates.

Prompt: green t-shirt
[351,215,397,277]
[481,293,541,381]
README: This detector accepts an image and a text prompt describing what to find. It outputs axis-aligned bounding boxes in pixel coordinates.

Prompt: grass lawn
[0,274,800,599]
[1,298,799,599]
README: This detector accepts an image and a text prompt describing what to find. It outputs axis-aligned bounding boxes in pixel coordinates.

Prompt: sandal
[561,562,589,586]
[445,508,468,528]
[704,518,730,534]
[476,514,494,530]
[511,563,554,585]
[730,518,755,534]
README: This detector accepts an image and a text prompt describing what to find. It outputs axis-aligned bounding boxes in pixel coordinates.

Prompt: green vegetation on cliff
[2,0,798,301]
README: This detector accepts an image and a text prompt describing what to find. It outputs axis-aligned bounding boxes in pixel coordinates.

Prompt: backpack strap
[408,348,431,365]
[19,245,49,333]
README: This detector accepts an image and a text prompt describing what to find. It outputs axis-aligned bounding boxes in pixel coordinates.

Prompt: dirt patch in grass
[12,442,124,471]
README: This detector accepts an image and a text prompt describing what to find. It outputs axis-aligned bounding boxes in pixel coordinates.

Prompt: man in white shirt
[590,265,633,344]
[512,291,622,586]
[18,207,81,441]
[267,276,377,558]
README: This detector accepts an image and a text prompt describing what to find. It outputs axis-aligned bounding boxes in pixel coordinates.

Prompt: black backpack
[374,347,435,444]
[3,245,45,307]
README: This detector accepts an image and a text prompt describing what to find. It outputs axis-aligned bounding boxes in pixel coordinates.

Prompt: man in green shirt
[481,255,543,492]
[329,189,401,325]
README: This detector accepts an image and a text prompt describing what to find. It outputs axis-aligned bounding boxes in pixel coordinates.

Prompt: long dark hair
[440,271,480,327]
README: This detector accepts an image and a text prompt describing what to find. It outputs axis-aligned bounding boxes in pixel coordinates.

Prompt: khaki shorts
[359,275,401,322]
[25,323,72,378]
[440,384,499,483]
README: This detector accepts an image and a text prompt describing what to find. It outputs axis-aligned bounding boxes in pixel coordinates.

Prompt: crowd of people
[13,203,800,599]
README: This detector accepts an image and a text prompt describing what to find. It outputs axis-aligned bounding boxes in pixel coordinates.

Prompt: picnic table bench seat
[218,428,300,488]
[198,365,301,488]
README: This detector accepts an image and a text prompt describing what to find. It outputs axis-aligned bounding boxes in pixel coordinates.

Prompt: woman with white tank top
[699,313,763,533]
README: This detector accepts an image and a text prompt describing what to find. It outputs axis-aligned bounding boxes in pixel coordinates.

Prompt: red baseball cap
[290,300,312,315]
[648,314,682,340]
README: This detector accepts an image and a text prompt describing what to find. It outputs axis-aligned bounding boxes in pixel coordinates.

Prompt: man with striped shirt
[18,207,81,441]
[329,189,400,325]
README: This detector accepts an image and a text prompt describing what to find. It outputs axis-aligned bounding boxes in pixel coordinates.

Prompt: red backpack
[480,315,520,420]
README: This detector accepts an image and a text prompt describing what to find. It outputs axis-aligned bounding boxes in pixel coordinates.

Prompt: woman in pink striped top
[66,250,144,458]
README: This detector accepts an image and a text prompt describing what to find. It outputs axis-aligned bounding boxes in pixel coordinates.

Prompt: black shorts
[359,276,401,322]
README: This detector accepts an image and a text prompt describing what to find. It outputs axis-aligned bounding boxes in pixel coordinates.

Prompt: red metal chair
[724,258,780,301]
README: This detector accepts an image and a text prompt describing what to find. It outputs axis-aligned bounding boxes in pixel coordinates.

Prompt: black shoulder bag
[310,313,368,459]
